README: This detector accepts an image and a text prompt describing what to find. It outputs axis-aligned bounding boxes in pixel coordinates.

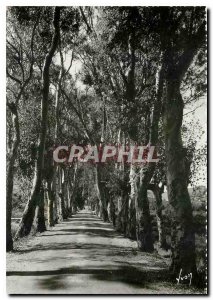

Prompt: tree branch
[79,7,92,34]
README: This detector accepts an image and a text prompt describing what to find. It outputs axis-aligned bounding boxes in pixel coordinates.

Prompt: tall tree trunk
[128,198,136,240]
[107,198,116,226]
[6,14,39,248]
[135,58,164,251]
[115,196,123,231]
[164,80,196,276]
[62,169,69,218]
[68,163,77,217]
[6,104,20,251]
[67,183,72,217]
[136,167,154,252]
[114,132,130,234]
[52,168,59,224]
[95,200,100,216]
[47,180,55,226]
[127,164,137,239]
[58,167,66,221]
[149,183,167,249]
[15,7,61,238]
[95,165,109,222]
[35,188,46,232]
[116,169,130,235]
[159,8,205,277]
[58,191,66,221]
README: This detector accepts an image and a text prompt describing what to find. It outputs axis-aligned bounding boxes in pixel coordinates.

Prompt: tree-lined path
[7,209,201,294]
[6,7,207,293]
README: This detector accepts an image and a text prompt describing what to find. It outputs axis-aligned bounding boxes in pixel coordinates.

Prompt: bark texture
[136,168,154,252]
[149,183,167,249]
[6,103,20,251]
[164,80,197,275]
[35,188,46,232]
[95,164,109,222]
[134,61,164,251]
[15,7,61,238]
[160,8,206,277]
[47,180,55,226]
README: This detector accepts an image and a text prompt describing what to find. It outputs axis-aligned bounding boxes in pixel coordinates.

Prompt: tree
[6,8,39,251]
[158,7,206,277]
[16,7,61,238]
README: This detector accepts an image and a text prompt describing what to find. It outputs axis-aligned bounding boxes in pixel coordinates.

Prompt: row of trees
[6,6,206,284]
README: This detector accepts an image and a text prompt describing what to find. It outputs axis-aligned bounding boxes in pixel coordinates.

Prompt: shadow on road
[7,265,170,290]
[7,211,176,294]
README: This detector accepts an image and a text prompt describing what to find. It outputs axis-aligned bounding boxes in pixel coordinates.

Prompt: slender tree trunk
[47,180,55,226]
[15,7,61,238]
[66,168,71,216]
[127,164,137,239]
[95,201,100,216]
[149,184,167,249]
[62,169,69,218]
[116,188,129,235]
[52,168,59,224]
[35,188,46,232]
[58,190,66,221]
[68,163,77,217]
[58,167,66,221]
[6,104,20,251]
[117,158,130,235]
[6,14,39,248]
[107,198,116,226]
[95,164,109,222]
[68,183,73,217]
[135,167,154,252]
[116,196,123,231]
[122,191,129,236]
[132,144,155,251]
[164,80,197,276]
[47,193,54,227]
[67,183,72,217]
[134,58,164,251]
[72,201,78,214]
[128,198,136,240]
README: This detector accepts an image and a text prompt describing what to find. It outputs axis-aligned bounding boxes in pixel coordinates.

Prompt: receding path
[7,209,202,294]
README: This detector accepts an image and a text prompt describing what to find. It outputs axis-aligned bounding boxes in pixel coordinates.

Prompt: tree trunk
[35,188,46,232]
[164,80,197,276]
[52,170,59,224]
[58,191,66,221]
[149,184,167,249]
[67,184,72,217]
[47,180,55,226]
[68,163,78,217]
[72,201,78,214]
[128,199,136,240]
[95,201,100,216]
[116,189,129,235]
[15,7,61,238]
[6,104,20,251]
[128,148,154,250]
[107,198,116,226]
[57,172,65,221]
[136,169,154,252]
[115,196,123,231]
[58,168,67,221]
[134,57,165,251]
[159,8,206,279]
[127,164,137,240]
[95,164,109,222]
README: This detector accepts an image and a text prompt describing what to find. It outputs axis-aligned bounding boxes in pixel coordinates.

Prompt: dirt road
[6,209,203,294]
